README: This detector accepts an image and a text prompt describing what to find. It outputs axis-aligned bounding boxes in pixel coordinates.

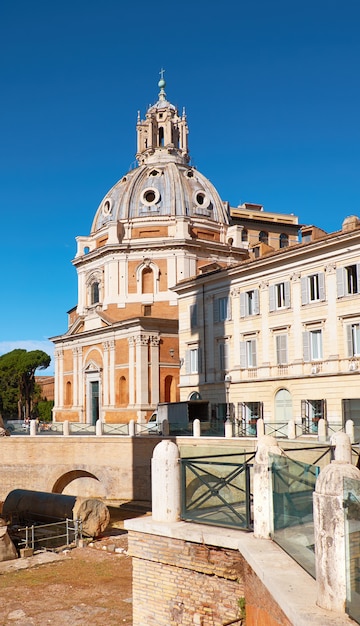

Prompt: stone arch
[164,375,176,402]
[52,470,107,498]
[65,380,72,406]
[119,375,129,406]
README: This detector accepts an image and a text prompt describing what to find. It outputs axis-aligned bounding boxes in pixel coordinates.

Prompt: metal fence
[180,451,255,530]
[12,518,82,551]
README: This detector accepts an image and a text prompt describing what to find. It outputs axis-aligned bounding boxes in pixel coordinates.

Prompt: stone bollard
[152,440,180,522]
[162,419,169,437]
[193,418,201,437]
[253,435,284,539]
[95,419,103,436]
[256,418,265,438]
[345,419,355,444]
[313,432,360,612]
[317,418,327,443]
[128,419,135,436]
[287,419,296,440]
[63,420,70,436]
[29,419,37,436]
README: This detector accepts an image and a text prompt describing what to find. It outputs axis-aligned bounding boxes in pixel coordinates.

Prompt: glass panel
[180,451,254,530]
[271,453,319,578]
[344,477,360,622]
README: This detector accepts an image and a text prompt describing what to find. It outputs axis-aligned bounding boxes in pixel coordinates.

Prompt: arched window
[274,388,292,423]
[279,233,289,248]
[119,376,128,406]
[159,127,164,147]
[142,267,153,293]
[259,230,268,245]
[91,281,100,305]
[241,228,248,242]
[65,381,72,407]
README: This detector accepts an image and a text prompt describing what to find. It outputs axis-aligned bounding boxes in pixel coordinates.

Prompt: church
[52,75,284,425]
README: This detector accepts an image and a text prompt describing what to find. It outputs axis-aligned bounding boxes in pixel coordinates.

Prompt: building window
[142,267,153,293]
[219,342,229,371]
[213,296,231,322]
[279,233,289,248]
[240,289,260,317]
[91,281,100,305]
[303,329,323,361]
[337,264,360,297]
[347,323,360,357]
[65,381,72,406]
[240,338,257,368]
[301,273,325,304]
[276,334,288,365]
[269,282,291,311]
[239,401,263,436]
[241,228,248,242]
[259,230,268,244]
[301,399,326,434]
[185,347,201,374]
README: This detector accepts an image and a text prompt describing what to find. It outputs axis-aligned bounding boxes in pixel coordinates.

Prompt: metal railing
[180,451,255,530]
[13,518,82,551]
[264,422,288,438]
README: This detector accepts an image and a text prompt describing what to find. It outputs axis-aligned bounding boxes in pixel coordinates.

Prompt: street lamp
[224,374,232,437]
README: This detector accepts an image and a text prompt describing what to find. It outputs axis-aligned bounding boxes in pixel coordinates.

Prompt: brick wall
[127,531,292,626]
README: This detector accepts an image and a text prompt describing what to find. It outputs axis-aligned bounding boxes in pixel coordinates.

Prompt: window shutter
[198,347,202,373]
[301,399,308,420]
[259,402,264,420]
[185,350,190,374]
[269,285,275,312]
[240,342,247,368]
[251,339,257,367]
[336,267,345,298]
[226,297,232,321]
[346,324,354,357]
[319,272,326,301]
[342,399,350,423]
[301,277,309,305]
[213,298,220,323]
[357,264,360,293]
[240,293,246,318]
[321,399,327,420]
[303,331,310,362]
[284,281,291,308]
[254,289,260,315]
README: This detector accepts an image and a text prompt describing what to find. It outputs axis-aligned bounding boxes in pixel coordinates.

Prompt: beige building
[174,215,360,437]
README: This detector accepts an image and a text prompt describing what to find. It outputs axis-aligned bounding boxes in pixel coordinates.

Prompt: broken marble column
[253,435,284,539]
[0,518,17,562]
[151,440,180,522]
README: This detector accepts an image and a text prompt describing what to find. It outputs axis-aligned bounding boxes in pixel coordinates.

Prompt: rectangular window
[301,399,326,434]
[347,323,360,357]
[240,289,260,317]
[240,339,257,368]
[269,282,290,311]
[337,264,360,297]
[303,329,323,361]
[185,346,202,374]
[276,334,288,365]
[213,296,231,322]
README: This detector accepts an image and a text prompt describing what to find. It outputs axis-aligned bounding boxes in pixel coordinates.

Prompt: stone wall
[127,530,292,626]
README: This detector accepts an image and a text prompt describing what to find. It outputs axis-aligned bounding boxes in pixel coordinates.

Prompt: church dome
[91,76,229,233]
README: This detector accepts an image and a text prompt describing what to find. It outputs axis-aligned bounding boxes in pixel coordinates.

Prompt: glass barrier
[270,453,319,578]
[344,477,360,623]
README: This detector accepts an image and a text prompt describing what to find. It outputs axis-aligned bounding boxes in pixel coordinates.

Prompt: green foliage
[0,349,51,420]
[237,596,246,620]
[34,400,54,422]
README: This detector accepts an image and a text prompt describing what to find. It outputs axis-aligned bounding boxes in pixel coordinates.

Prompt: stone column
[313,432,360,612]
[72,347,78,406]
[152,440,180,522]
[102,341,109,407]
[109,340,116,406]
[136,334,149,406]
[253,435,284,539]
[149,336,160,406]
[128,337,135,405]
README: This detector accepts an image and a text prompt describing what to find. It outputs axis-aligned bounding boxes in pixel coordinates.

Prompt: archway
[274,388,293,423]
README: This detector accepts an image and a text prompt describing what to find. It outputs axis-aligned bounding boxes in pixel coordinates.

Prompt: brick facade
[127,530,292,626]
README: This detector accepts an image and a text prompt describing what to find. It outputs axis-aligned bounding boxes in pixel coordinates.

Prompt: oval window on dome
[141,187,160,206]
[102,198,112,216]
[193,190,210,209]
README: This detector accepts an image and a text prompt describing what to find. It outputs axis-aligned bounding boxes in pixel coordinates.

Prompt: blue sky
[1,0,359,374]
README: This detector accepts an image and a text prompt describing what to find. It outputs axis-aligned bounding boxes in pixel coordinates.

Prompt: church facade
[52,77,263,424]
